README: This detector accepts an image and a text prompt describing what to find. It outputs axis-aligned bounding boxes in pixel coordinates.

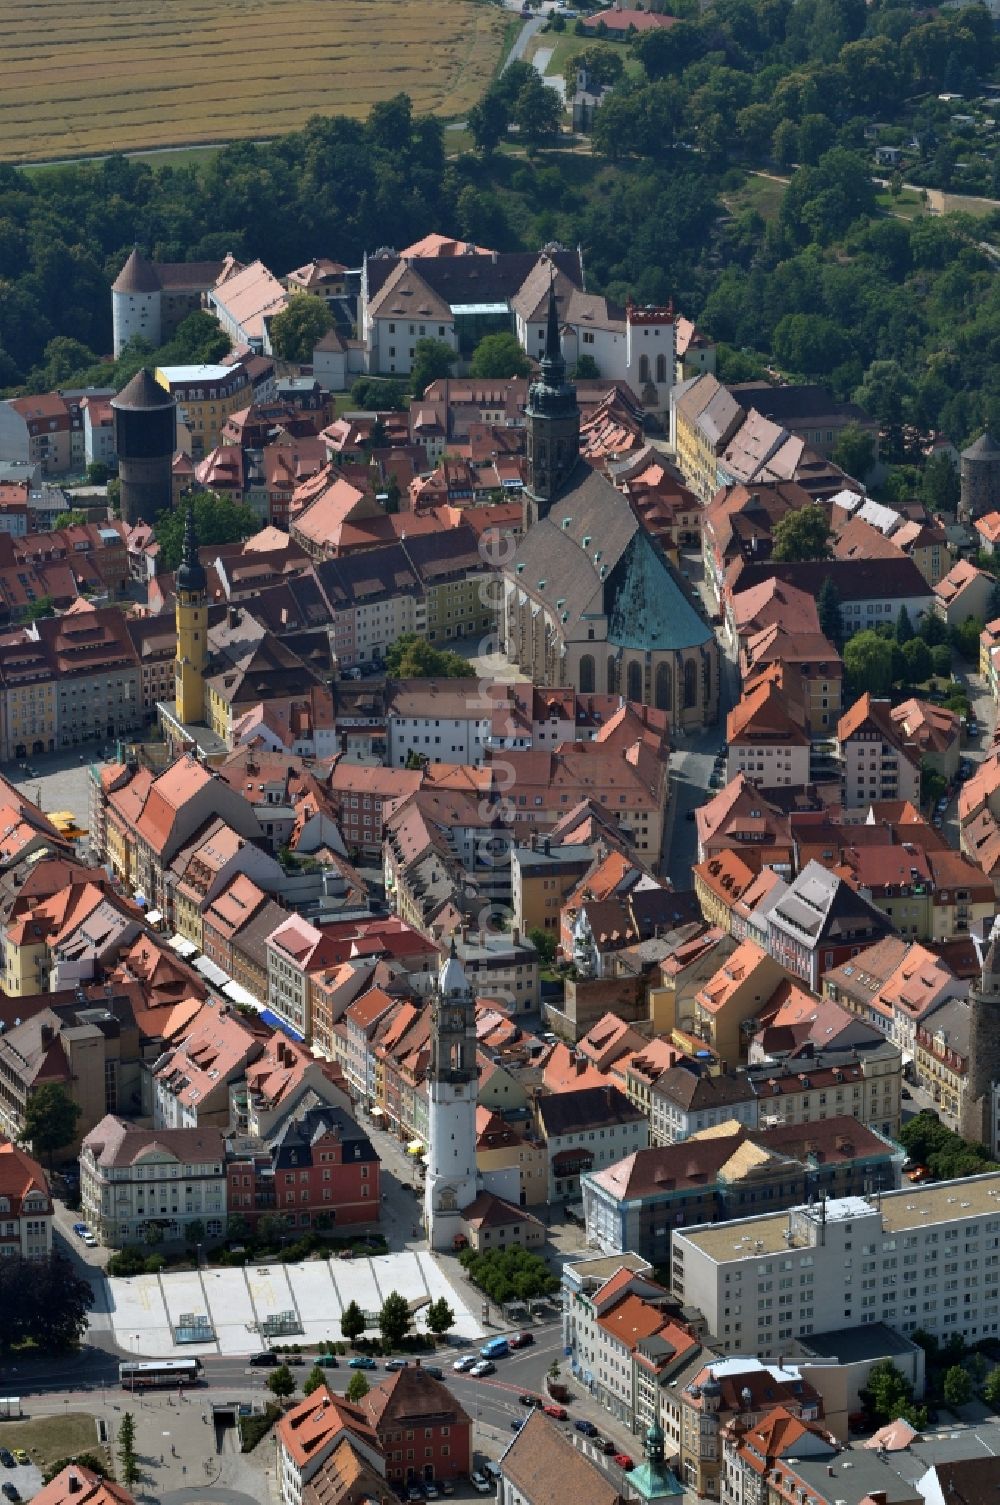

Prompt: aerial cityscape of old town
[4,0,1000,1502]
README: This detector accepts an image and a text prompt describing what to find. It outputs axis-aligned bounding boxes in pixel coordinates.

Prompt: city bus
[118,1358,202,1389]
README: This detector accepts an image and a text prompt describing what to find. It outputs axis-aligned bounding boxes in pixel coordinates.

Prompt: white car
[469,1360,495,1377]
[470,1474,491,1494]
[453,1355,477,1372]
[81,1232,98,1247]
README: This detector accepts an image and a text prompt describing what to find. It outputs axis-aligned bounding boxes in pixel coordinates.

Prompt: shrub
[239,1402,281,1452]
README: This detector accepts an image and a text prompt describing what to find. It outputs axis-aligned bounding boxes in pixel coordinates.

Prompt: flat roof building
[671,1173,1000,1354]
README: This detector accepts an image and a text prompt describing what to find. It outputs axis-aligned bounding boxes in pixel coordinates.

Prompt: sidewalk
[25,1388,274,1505]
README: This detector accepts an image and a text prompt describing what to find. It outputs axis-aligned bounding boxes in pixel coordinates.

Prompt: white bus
[118,1358,202,1389]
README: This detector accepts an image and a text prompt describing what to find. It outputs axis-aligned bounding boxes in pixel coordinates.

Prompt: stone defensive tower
[961,921,1000,1146]
[960,430,1000,522]
[111,368,176,526]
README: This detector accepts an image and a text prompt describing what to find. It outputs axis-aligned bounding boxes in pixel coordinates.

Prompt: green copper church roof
[607,529,713,653]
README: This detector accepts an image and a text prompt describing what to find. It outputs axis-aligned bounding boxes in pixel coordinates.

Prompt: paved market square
[104,1250,484,1356]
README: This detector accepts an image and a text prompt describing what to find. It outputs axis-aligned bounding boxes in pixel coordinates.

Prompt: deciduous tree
[379,1291,412,1349]
[772,505,832,561]
[269,295,333,363]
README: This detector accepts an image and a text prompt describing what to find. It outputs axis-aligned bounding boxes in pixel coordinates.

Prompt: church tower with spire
[174,508,208,726]
[961,920,1000,1145]
[424,939,479,1251]
[523,276,580,531]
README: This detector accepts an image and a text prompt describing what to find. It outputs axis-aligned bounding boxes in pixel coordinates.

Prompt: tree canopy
[385,633,471,678]
[154,491,258,570]
[410,338,456,399]
[771,505,832,562]
[469,332,532,379]
[268,294,333,362]
[378,1290,412,1348]
[0,1253,93,1351]
[19,1085,80,1165]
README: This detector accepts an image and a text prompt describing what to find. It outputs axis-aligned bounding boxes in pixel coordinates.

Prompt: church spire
[541,273,565,383]
[523,266,579,525]
[176,506,206,594]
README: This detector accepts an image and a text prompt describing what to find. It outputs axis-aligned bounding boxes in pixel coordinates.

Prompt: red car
[543,1404,567,1420]
[614,1455,634,1472]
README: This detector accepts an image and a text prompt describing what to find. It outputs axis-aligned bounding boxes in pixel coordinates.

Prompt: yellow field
[0,0,508,162]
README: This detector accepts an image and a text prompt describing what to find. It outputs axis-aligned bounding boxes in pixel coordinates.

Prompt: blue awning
[259,1009,304,1042]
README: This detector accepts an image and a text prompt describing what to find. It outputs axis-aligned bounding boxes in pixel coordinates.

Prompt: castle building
[502,282,719,731]
[111,247,225,358]
[174,508,208,728]
[424,941,479,1252]
[110,369,176,526]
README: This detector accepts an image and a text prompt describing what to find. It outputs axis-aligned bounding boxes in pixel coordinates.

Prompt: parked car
[72,1222,88,1237]
[902,1087,913,1100]
[440,1482,454,1496]
[10,1454,27,1468]
[249,1351,279,1367]
[406,1486,423,1503]
[423,1484,440,1500]
[598,1439,616,1455]
[510,1418,525,1431]
[422,1364,443,1379]
[614,1454,635,1471]
[470,1360,495,1377]
[543,1404,567,1420]
[81,1231,97,1247]
[574,1420,598,1437]
[2,1484,21,1502]
[319,1354,339,1367]
[470,1473,491,1494]
[348,1355,377,1369]
[385,1358,409,1371]
[453,1355,477,1372]
[0,1453,13,1470]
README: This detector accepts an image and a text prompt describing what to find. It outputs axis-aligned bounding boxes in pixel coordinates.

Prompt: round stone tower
[960,430,1000,522]
[111,368,176,526]
[112,248,163,359]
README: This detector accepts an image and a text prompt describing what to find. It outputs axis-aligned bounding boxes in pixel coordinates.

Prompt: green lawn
[527,29,641,83]
[723,171,789,223]
[876,188,927,219]
[0,1414,106,1476]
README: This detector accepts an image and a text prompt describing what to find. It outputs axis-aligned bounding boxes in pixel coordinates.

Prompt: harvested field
[0,0,507,162]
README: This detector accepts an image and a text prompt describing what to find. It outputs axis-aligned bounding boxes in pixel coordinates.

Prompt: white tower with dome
[424,939,480,1251]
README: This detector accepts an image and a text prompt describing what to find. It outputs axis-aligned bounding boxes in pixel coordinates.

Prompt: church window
[607,657,617,695]
[627,661,642,703]
[655,663,672,711]
[580,654,595,693]
[639,354,651,384]
[656,354,667,383]
[684,659,698,708]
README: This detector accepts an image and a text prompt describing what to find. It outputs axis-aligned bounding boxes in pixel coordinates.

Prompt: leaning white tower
[424,940,479,1251]
[112,247,162,358]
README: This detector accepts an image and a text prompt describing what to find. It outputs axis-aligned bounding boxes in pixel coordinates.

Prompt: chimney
[40,1023,54,1047]
[543,837,551,855]
[68,1474,81,1495]
[512,926,521,945]
[228,605,240,628]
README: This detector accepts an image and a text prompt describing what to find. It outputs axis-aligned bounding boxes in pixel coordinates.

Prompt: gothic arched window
[626,660,643,703]
[683,658,698,708]
[580,654,595,693]
[655,662,672,711]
